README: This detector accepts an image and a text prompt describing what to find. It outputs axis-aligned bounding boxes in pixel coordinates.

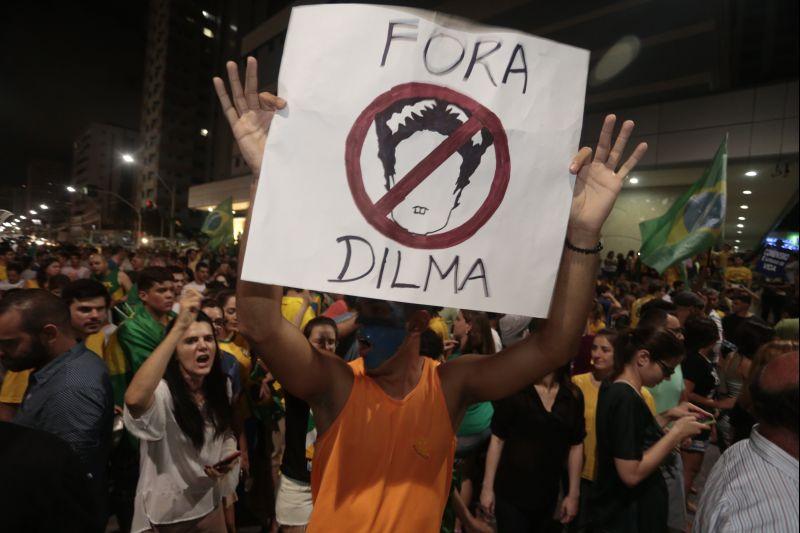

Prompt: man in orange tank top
[214,57,648,532]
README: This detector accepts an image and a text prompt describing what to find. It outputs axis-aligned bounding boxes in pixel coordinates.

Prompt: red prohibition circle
[345,82,510,249]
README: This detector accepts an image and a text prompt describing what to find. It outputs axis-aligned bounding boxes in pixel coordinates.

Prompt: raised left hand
[568,115,648,244]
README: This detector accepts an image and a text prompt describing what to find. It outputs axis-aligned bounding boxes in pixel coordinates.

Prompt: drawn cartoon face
[374,98,493,236]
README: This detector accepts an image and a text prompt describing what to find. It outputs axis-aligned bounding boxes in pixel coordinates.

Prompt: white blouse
[124,380,237,532]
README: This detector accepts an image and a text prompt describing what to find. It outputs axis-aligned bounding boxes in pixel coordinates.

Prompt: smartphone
[212,451,241,469]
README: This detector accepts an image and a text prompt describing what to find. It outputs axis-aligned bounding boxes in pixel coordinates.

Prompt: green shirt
[647,364,684,414]
[448,349,494,436]
[117,307,175,373]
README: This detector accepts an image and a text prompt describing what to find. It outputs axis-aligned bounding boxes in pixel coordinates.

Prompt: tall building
[137,0,260,237]
[69,123,139,234]
[185,0,796,253]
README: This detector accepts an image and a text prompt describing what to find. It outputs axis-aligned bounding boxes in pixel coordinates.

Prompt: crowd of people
[0,57,798,533]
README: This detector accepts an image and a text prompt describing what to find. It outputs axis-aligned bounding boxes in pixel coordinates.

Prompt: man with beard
[62,279,127,406]
[0,289,113,532]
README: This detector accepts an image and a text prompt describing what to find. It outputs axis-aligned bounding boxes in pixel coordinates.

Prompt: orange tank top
[308,356,456,533]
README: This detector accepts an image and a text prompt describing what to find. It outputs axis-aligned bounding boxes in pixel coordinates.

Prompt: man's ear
[139,289,148,303]
[40,324,60,343]
[636,349,650,367]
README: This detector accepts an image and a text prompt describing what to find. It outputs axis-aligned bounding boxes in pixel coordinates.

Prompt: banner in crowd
[201,197,234,250]
[242,4,589,316]
[757,245,792,277]
[639,137,728,274]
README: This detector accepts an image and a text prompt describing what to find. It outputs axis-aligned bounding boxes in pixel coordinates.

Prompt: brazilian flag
[639,137,727,274]
[202,197,234,250]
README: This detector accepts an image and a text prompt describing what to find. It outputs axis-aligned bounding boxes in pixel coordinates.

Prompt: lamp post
[120,153,176,239]
[66,185,142,242]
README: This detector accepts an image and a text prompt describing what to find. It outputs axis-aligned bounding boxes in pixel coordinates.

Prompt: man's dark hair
[647,280,665,295]
[303,316,339,343]
[137,267,174,292]
[200,298,222,313]
[196,261,210,271]
[0,289,71,333]
[638,307,670,330]
[640,298,677,316]
[168,265,185,275]
[683,315,720,352]
[61,279,111,308]
[419,329,444,360]
[47,274,71,294]
[5,262,23,274]
[374,98,494,196]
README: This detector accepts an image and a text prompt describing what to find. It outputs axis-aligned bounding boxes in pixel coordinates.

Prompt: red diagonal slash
[372,115,483,217]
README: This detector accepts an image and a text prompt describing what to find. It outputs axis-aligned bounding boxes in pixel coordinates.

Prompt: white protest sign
[242,4,589,317]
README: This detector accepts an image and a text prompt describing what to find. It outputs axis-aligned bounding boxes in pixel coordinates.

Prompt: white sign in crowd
[242,4,590,317]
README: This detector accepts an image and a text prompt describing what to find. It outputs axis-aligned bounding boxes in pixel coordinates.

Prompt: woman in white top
[124,290,238,533]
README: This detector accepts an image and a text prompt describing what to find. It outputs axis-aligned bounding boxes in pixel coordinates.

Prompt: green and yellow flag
[201,197,234,250]
[639,137,727,274]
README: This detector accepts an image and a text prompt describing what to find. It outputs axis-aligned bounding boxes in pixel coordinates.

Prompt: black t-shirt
[280,392,314,483]
[591,382,668,533]
[491,383,585,514]
[682,351,719,400]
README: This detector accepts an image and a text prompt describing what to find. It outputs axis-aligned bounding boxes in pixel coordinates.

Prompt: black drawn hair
[374,98,494,206]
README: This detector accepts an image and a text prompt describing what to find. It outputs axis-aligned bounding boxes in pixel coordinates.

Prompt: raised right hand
[176,289,203,330]
[213,56,286,177]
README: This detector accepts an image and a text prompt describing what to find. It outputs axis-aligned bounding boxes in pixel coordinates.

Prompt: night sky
[0,1,147,184]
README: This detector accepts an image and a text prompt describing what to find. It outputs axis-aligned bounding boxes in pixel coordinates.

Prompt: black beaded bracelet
[565,238,603,255]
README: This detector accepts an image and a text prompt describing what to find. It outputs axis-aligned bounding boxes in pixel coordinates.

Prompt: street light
[39,204,49,210]
[29,209,37,215]
[120,153,177,239]
[66,183,142,240]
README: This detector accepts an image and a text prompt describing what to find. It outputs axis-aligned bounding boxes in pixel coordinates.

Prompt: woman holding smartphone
[124,290,238,533]
[591,327,709,533]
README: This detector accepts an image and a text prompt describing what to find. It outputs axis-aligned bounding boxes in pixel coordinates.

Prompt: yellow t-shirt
[572,373,657,481]
[0,264,6,281]
[428,316,450,342]
[220,339,253,388]
[587,320,606,336]
[281,296,316,330]
[85,331,106,357]
[725,266,752,285]
[0,369,32,404]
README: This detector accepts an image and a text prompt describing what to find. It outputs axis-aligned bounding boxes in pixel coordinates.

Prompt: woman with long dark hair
[570,329,658,531]
[25,255,61,289]
[591,327,709,533]
[124,291,236,532]
[480,365,586,531]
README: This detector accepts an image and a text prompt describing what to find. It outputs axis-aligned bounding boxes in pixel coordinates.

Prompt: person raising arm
[215,56,648,532]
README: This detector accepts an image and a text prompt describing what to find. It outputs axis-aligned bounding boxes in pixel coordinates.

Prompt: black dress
[491,383,585,531]
[591,381,668,533]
